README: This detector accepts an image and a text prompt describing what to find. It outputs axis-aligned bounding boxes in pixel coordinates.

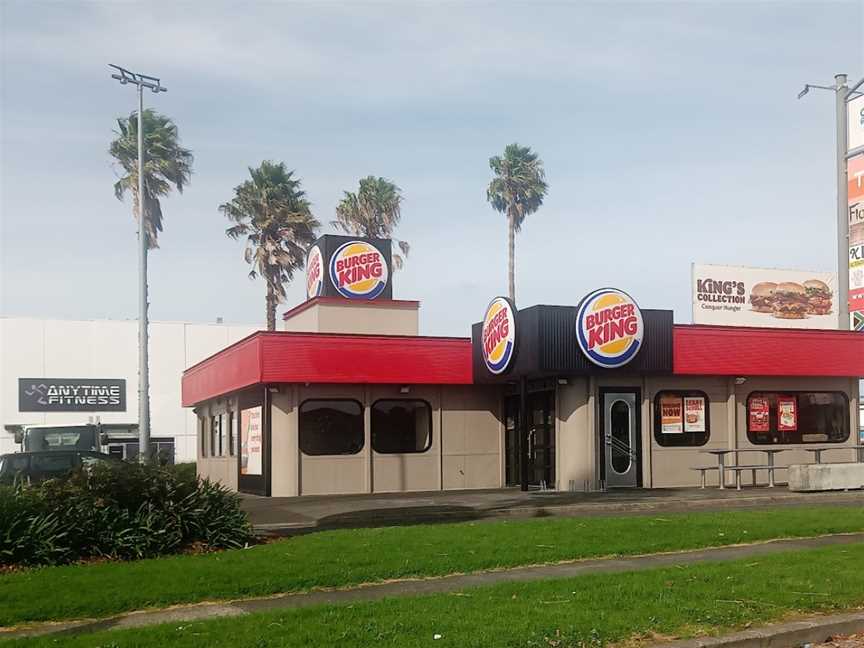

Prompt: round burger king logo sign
[306,245,323,299]
[481,297,516,375]
[329,240,389,299]
[575,288,644,369]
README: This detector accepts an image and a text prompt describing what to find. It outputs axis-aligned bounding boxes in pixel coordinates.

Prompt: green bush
[0,463,252,567]
[170,461,198,484]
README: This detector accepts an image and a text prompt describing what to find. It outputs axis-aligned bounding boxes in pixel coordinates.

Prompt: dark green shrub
[170,462,198,484]
[0,463,252,567]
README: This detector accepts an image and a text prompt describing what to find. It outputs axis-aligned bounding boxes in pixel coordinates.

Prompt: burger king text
[329,241,389,299]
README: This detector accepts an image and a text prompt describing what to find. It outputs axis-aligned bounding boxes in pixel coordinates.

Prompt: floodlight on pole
[109,64,167,462]
[799,72,864,331]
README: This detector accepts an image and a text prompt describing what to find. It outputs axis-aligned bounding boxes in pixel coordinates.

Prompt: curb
[252,491,864,535]
[653,611,864,648]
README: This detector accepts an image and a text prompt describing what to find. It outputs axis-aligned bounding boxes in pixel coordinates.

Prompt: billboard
[848,154,864,330]
[692,264,837,329]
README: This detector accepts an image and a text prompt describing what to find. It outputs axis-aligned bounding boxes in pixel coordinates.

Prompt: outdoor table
[699,448,786,488]
[801,447,839,464]
[698,450,735,489]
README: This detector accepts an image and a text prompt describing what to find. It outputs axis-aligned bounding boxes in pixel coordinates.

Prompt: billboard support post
[836,74,850,331]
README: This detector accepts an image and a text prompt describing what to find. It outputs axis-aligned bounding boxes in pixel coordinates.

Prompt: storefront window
[299,400,364,456]
[747,392,849,444]
[210,416,220,457]
[371,400,432,454]
[653,391,710,447]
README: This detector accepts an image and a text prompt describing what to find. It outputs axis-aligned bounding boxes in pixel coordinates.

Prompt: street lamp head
[797,85,810,100]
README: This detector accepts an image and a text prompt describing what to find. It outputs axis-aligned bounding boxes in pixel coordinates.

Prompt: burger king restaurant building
[185,236,863,496]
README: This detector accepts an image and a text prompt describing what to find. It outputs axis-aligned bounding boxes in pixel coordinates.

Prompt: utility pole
[109,64,167,462]
[799,73,864,331]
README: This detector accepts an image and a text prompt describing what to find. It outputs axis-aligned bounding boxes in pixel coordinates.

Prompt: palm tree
[332,176,409,269]
[486,143,548,304]
[220,161,320,330]
[109,109,193,248]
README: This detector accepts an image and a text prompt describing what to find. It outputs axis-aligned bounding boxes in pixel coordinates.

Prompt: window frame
[210,415,222,457]
[653,390,711,448]
[199,416,207,458]
[299,398,365,457]
[371,398,434,455]
[746,391,850,445]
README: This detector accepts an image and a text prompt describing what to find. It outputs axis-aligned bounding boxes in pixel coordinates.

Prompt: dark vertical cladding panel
[314,234,394,300]
[471,306,541,384]
[472,304,673,380]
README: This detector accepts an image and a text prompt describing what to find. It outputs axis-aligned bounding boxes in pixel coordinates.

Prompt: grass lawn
[10,542,864,647]
[2,506,864,628]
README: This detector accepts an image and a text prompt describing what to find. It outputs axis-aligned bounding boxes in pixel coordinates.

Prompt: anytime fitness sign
[18,378,126,412]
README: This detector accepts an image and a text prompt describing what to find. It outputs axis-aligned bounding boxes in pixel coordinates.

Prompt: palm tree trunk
[507,207,516,304]
[266,283,276,331]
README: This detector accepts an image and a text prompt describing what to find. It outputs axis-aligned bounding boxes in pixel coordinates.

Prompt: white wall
[0,317,257,460]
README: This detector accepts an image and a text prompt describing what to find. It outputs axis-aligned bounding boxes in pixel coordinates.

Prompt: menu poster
[777,396,798,432]
[240,406,263,476]
[683,396,706,433]
[660,395,683,434]
[749,397,770,432]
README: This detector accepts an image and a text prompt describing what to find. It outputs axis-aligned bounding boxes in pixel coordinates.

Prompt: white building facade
[1,318,256,461]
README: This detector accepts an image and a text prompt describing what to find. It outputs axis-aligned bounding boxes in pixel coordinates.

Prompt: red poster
[777,396,797,432]
[749,397,770,432]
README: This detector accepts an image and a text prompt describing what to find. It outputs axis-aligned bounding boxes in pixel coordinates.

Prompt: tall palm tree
[332,176,410,269]
[220,161,320,330]
[486,143,548,304]
[109,109,193,248]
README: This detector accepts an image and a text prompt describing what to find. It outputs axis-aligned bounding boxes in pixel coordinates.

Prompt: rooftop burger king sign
[481,297,516,375]
[329,240,389,299]
[306,245,324,299]
[576,288,644,369]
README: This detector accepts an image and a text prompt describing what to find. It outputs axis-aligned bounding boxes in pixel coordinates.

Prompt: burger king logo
[306,245,323,299]
[481,297,516,375]
[329,240,389,299]
[575,288,644,369]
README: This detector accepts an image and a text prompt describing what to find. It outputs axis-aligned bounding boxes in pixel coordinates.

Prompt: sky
[1,1,862,337]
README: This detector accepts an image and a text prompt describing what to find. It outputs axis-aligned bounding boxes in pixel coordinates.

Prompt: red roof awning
[182,331,472,406]
[182,325,863,407]
[673,325,864,377]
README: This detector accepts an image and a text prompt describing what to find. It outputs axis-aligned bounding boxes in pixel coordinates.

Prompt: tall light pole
[109,64,166,462]
[799,73,864,331]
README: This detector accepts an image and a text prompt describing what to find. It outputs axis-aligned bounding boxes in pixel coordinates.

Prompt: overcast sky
[1,1,862,336]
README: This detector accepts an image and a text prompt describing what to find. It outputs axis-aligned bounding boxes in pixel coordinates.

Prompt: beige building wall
[556,374,859,490]
[440,385,502,490]
[283,300,419,336]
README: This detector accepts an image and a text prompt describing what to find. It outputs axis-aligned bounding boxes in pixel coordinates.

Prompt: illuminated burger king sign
[329,240,389,299]
[481,297,516,375]
[575,288,644,369]
[306,245,324,299]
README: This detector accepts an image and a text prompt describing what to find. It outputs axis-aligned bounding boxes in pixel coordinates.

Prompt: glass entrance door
[601,391,640,488]
[504,390,556,488]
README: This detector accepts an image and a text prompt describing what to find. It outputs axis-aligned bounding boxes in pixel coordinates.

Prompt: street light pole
[109,64,167,462]
[835,74,850,331]
[799,73,864,331]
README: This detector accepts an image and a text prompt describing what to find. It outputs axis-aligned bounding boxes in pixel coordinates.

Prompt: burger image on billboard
[803,279,833,315]
[749,282,776,313]
[575,288,644,369]
[481,297,516,375]
[329,240,389,299]
[771,282,809,319]
[306,245,324,299]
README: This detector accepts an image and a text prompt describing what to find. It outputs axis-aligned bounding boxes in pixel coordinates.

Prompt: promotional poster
[692,264,838,329]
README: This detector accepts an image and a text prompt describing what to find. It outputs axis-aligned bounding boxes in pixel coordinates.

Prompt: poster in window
[777,396,798,432]
[660,395,683,434]
[683,396,706,433]
[240,406,263,476]
[749,397,770,432]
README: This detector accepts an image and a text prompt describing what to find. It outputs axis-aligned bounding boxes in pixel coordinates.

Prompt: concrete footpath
[5,532,864,641]
[243,487,864,534]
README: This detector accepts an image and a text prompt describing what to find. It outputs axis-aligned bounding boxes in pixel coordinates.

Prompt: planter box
[788,463,864,492]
